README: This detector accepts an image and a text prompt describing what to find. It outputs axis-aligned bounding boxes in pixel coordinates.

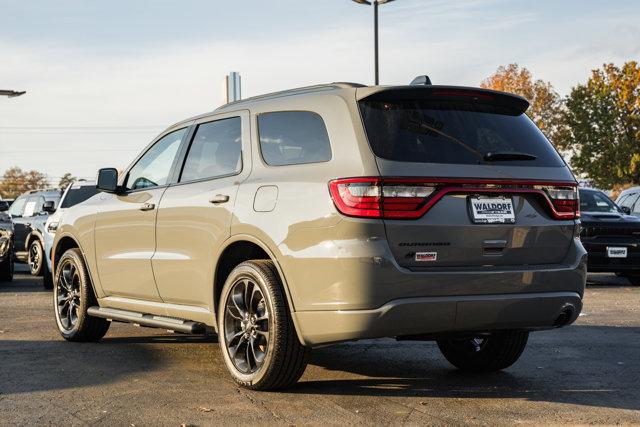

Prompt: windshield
[359,98,565,167]
[579,189,620,213]
[61,186,99,208]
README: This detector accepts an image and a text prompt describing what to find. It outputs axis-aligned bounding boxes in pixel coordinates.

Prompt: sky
[1,0,639,185]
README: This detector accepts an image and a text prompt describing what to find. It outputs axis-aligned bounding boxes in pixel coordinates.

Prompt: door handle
[210,194,230,204]
[139,203,155,211]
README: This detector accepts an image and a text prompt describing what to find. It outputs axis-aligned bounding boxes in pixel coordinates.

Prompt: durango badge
[415,252,437,262]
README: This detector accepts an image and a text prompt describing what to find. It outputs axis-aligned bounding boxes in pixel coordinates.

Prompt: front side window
[579,190,620,213]
[126,128,186,191]
[621,193,639,209]
[258,111,332,166]
[23,195,44,217]
[180,117,242,182]
[7,195,27,217]
[61,186,100,208]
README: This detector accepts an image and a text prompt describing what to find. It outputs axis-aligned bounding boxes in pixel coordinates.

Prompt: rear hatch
[336,86,579,269]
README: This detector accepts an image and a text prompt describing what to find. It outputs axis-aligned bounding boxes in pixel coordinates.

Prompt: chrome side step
[87,306,206,334]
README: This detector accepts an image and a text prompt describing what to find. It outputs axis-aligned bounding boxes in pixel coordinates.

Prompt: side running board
[87,306,206,334]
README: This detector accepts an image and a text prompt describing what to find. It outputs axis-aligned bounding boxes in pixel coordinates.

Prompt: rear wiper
[483,151,537,161]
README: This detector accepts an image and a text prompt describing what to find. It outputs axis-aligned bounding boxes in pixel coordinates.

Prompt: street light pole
[0,90,26,98]
[352,0,395,85]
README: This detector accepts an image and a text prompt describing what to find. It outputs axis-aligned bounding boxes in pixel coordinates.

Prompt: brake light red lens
[329,178,580,220]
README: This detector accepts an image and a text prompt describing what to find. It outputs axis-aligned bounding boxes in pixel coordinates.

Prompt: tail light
[329,178,580,220]
[329,178,435,219]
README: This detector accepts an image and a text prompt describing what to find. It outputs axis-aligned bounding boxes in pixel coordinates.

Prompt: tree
[558,61,640,189]
[0,166,49,199]
[58,173,76,189]
[480,63,565,147]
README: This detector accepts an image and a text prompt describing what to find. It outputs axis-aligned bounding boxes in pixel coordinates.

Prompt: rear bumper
[295,291,582,346]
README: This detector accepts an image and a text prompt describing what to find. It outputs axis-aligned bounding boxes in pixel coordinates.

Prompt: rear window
[359,97,564,167]
[258,111,331,166]
[61,186,99,208]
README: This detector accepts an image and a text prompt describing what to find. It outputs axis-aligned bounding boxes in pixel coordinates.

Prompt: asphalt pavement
[0,266,639,425]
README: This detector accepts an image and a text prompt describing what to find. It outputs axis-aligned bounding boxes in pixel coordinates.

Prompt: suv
[9,189,62,286]
[42,180,99,288]
[52,82,586,390]
[0,202,14,282]
[616,186,640,218]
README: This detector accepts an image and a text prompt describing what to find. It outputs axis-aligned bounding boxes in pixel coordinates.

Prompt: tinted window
[23,195,44,217]
[258,111,331,166]
[579,190,619,213]
[181,118,241,182]
[126,128,186,191]
[61,186,100,208]
[359,98,564,167]
[8,195,27,217]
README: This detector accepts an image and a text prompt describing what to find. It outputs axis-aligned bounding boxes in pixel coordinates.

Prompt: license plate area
[607,247,628,258]
[469,196,515,224]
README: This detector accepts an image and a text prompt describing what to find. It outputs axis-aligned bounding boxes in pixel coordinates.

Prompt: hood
[580,211,640,225]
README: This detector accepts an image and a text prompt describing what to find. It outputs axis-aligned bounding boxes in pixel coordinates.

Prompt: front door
[154,113,249,307]
[94,127,187,300]
[7,195,29,256]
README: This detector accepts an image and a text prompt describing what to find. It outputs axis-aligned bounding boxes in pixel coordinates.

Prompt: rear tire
[627,275,640,286]
[28,239,44,276]
[0,246,13,282]
[42,260,53,290]
[218,260,309,390]
[437,330,529,372]
[54,248,110,341]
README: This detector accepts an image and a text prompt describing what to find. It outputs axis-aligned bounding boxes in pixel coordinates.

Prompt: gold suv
[52,82,586,390]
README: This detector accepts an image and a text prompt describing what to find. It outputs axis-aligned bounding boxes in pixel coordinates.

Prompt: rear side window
[61,186,99,208]
[180,117,242,182]
[359,97,565,167]
[258,111,331,166]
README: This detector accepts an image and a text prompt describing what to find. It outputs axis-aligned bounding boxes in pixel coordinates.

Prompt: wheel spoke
[243,279,253,314]
[229,334,247,359]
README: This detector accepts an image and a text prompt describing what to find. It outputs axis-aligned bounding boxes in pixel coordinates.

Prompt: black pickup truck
[579,188,640,285]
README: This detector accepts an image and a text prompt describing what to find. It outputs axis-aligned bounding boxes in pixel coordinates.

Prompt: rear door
[357,88,578,269]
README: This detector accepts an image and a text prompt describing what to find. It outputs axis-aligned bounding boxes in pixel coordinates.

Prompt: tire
[54,248,110,341]
[42,260,53,290]
[28,239,44,276]
[217,260,309,390]
[627,275,640,286]
[437,330,529,372]
[0,246,14,283]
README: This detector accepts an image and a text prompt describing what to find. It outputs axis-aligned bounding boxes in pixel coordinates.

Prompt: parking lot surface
[1,267,639,425]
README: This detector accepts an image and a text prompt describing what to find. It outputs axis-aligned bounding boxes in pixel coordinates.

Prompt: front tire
[54,248,110,341]
[437,330,529,372]
[218,260,308,390]
[28,239,44,276]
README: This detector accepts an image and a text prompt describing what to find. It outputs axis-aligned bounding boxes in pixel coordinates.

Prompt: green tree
[558,61,640,188]
[480,63,565,147]
[0,166,49,199]
[58,172,76,189]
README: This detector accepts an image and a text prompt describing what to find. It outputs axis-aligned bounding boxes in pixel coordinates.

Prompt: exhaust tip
[554,304,576,327]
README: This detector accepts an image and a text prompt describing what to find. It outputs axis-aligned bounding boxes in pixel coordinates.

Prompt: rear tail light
[329,178,435,219]
[329,178,580,220]
[535,185,580,219]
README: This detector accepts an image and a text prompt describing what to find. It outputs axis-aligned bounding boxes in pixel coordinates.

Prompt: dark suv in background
[0,202,14,282]
[8,189,62,287]
[579,187,640,285]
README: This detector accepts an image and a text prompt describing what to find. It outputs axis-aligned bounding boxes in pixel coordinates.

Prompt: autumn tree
[0,167,49,199]
[58,172,77,189]
[558,61,640,189]
[481,63,565,147]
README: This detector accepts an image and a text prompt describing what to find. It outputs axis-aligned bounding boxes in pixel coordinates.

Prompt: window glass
[579,190,619,213]
[126,128,186,191]
[633,196,640,214]
[7,195,27,217]
[621,193,639,208]
[23,196,43,217]
[181,117,242,182]
[359,98,564,167]
[617,194,629,206]
[61,186,100,208]
[258,111,332,166]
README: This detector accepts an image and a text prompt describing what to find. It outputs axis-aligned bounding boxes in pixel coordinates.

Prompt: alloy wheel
[28,243,41,274]
[223,278,270,374]
[56,259,81,330]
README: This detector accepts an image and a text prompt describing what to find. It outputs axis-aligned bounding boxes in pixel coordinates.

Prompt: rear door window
[258,111,331,166]
[359,95,564,167]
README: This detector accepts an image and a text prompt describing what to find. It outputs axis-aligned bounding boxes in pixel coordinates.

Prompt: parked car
[9,189,62,287]
[52,81,586,390]
[616,186,640,218]
[42,181,99,288]
[0,203,14,282]
[580,188,640,285]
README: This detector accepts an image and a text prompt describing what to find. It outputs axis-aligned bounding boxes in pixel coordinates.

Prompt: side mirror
[620,206,631,215]
[97,168,119,193]
[42,200,56,213]
[0,201,8,212]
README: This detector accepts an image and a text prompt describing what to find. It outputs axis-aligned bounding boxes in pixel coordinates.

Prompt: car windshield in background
[60,186,99,208]
[359,98,565,167]
[579,189,621,214]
